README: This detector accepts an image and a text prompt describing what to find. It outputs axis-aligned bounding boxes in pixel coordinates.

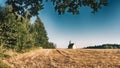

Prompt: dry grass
[4,49,120,68]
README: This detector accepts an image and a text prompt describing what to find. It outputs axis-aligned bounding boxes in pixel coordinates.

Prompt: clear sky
[1,0,120,48]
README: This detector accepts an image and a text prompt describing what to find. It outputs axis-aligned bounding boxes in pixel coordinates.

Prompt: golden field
[3,49,120,68]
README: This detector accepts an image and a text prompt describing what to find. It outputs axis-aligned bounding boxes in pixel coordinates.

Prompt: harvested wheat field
[3,49,120,68]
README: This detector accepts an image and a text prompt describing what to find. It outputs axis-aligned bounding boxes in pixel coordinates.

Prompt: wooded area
[0,6,56,53]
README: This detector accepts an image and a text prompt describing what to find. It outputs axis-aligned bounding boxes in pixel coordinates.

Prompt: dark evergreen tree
[14,10,35,52]
[0,6,18,49]
[34,16,49,48]
[0,6,32,51]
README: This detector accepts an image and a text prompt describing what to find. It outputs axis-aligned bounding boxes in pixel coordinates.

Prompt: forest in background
[85,44,120,49]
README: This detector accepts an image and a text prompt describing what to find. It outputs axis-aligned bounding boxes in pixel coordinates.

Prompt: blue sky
[1,0,120,48]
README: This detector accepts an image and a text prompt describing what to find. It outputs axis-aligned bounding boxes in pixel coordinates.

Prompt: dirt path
[3,49,120,68]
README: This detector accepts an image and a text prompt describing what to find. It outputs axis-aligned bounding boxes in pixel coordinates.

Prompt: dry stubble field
[3,49,120,68]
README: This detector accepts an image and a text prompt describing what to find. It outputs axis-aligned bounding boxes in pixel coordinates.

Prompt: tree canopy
[6,0,108,17]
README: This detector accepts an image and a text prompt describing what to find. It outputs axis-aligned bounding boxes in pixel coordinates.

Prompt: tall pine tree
[34,16,49,48]
[0,6,18,49]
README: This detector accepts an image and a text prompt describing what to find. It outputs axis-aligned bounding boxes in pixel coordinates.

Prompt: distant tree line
[84,44,120,49]
[0,5,56,52]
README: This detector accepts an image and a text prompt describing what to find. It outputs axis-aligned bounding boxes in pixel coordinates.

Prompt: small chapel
[68,40,76,49]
